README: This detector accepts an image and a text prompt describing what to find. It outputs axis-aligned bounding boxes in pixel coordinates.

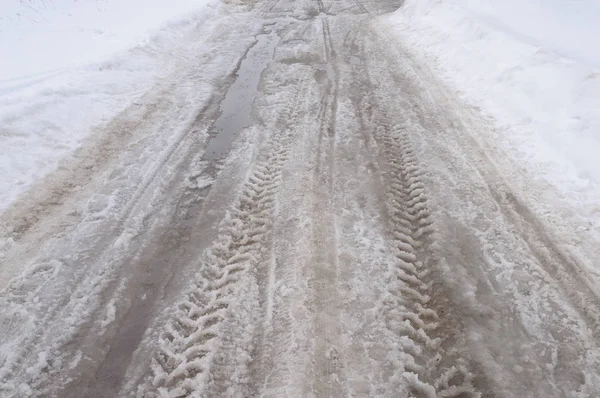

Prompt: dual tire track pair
[139,122,480,398]
[138,20,480,398]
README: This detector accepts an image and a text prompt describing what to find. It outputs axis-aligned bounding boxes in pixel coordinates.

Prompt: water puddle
[350,55,362,65]
[203,30,280,160]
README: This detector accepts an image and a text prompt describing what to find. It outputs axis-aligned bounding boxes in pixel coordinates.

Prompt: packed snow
[1,0,600,395]
[382,0,600,245]
[0,0,217,210]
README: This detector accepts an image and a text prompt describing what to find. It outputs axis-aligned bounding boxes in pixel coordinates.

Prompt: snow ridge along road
[1,0,600,397]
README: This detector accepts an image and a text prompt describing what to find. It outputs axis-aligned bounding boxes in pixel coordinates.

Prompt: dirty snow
[382,0,600,246]
[0,0,217,210]
[2,0,600,396]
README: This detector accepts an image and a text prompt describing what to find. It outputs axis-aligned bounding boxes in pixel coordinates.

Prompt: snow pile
[0,0,219,210]
[382,0,600,239]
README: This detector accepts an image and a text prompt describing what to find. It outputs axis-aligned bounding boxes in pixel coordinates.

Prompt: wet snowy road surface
[2,0,600,397]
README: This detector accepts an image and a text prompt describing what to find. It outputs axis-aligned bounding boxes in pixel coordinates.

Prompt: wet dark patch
[203,31,280,160]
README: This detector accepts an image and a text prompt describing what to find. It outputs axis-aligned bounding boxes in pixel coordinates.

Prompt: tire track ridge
[246,79,312,395]
[137,84,303,397]
[0,101,213,397]
[375,121,480,397]
[244,62,315,395]
[0,23,264,393]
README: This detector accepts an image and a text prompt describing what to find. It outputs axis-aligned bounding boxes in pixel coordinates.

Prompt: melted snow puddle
[203,29,280,160]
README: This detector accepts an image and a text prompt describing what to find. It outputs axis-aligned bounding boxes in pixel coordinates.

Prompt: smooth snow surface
[0,0,217,210]
[0,0,215,79]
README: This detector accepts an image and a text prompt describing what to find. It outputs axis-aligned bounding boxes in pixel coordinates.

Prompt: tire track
[379,24,600,395]
[0,98,215,398]
[243,66,314,396]
[136,83,305,397]
[0,19,263,396]
[373,119,480,398]
[1,26,274,398]
[349,25,481,395]
[314,16,339,181]
[311,14,348,398]
[246,102,313,396]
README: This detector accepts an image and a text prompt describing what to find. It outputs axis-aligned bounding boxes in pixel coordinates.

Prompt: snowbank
[0,0,219,210]
[0,0,217,79]
[382,0,600,238]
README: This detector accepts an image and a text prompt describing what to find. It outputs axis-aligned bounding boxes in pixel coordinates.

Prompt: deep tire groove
[375,122,480,398]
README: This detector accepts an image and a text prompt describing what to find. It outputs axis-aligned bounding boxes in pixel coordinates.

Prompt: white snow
[100,299,117,329]
[382,0,600,243]
[0,0,216,79]
[0,0,218,211]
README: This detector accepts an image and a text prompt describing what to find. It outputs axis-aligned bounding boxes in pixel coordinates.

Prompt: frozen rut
[1,0,600,397]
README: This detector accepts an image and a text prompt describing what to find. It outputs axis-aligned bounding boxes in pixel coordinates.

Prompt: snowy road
[1,0,600,397]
